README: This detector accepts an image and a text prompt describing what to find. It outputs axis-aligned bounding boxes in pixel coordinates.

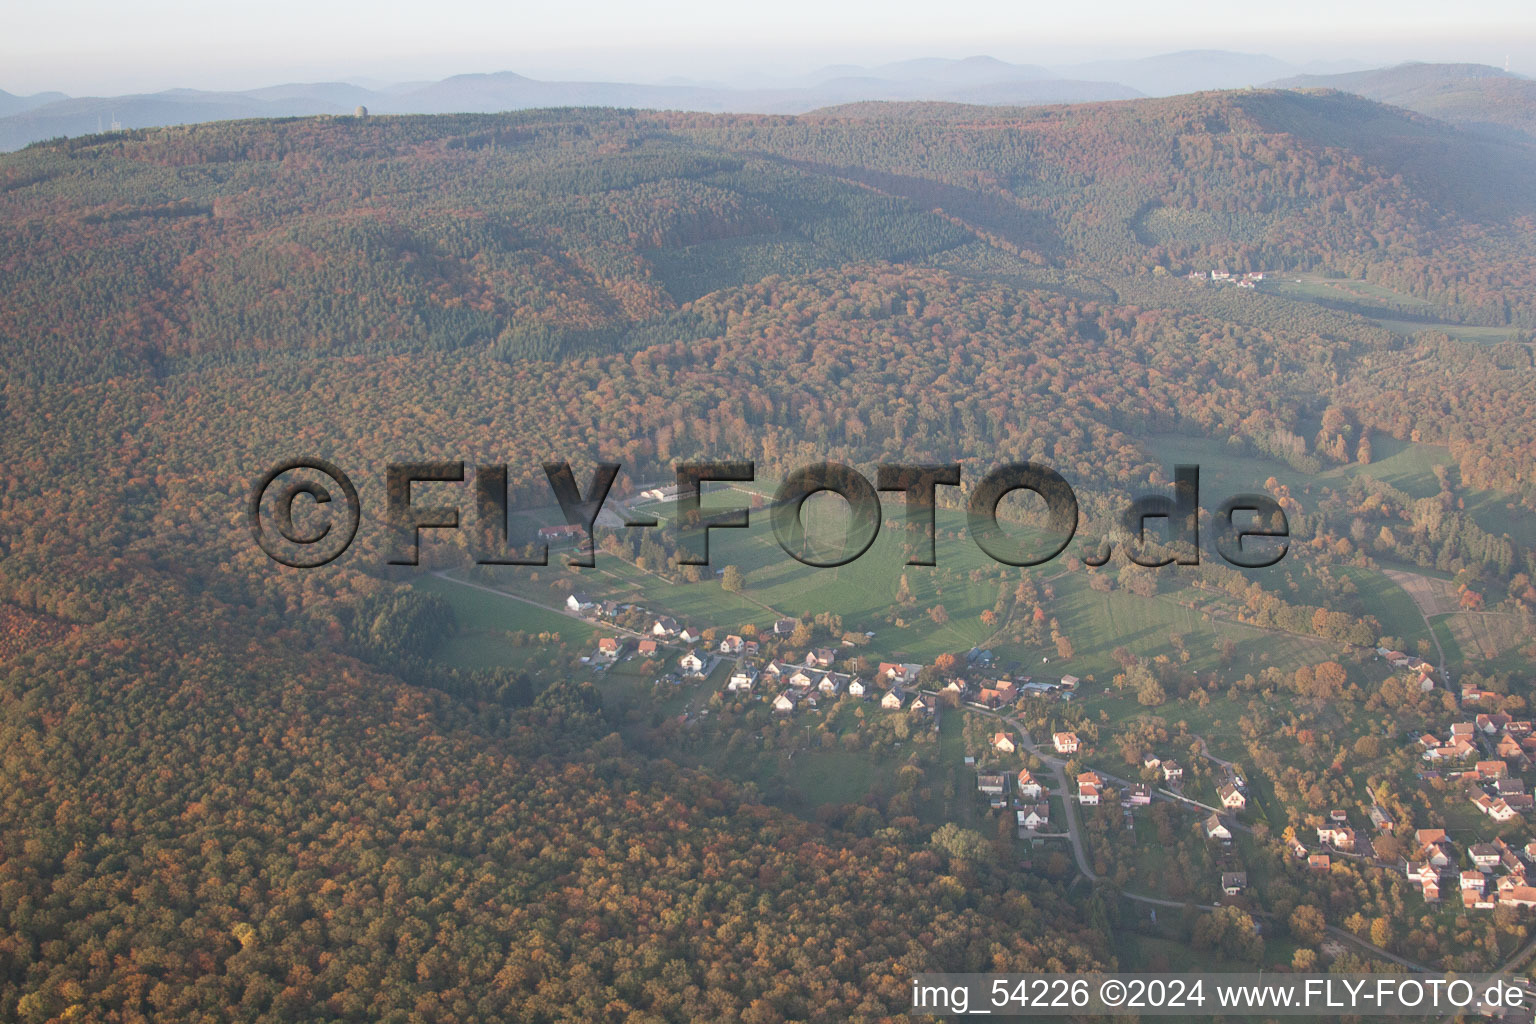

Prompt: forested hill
[2,91,1533,381]
[2,90,1536,1020]
[1273,63,1536,144]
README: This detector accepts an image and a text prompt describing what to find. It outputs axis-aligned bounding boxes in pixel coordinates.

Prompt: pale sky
[7,0,1536,95]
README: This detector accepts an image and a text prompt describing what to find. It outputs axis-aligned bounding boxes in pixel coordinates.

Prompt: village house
[1471,843,1502,871]
[1017,770,1044,801]
[1142,754,1162,772]
[881,689,905,710]
[1369,806,1396,833]
[1053,732,1080,754]
[718,634,744,655]
[1505,887,1536,909]
[1059,674,1080,689]
[1077,772,1102,806]
[541,522,587,544]
[847,679,867,698]
[678,626,702,645]
[1018,804,1050,832]
[1317,826,1356,851]
[1478,760,1509,780]
[772,690,798,713]
[727,665,758,692]
[1408,861,1442,901]
[977,773,1008,796]
[596,637,623,658]
[1463,683,1497,704]
[818,672,849,696]
[637,639,658,657]
[1124,783,1152,807]
[880,662,923,686]
[1465,889,1498,910]
[943,678,975,701]
[1420,842,1454,870]
[1478,712,1513,734]
[992,731,1016,754]
[1461,870,1487,892]
[652,617,680,637]
[1309,853,1332,872]
[566,591,595,612]
[1472,793,1520,822]
[1218,783,1247,811]
[1162,760,1184,782]
[1205,813,1232,843]
[678,650,706,676]
[773,618,798,636]
[788,666,819,689]
[1222,871,1247,895]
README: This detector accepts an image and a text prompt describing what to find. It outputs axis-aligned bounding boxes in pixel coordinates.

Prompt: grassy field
[416,573,598,669]
[1269,274,1522,344]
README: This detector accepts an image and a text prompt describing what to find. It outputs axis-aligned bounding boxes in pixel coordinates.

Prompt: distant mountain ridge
[0,57,1137,152]
[1271,62,1536,143]
[5,53,1535,152]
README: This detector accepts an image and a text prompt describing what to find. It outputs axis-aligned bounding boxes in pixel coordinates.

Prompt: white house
[1018,805,1050,831]
[679,650,706,675]
[1017,771,1044,800]
[992,731,1017,754]
[566,592,595,612]
[727,665,758,692]
[1204,813,1232,843]
[1218,783,1247,811]
[1053,732,1080,754]
[789,667,818,689]
[881,690,905,710]
[772,691,797,713]
[848,679,867,698]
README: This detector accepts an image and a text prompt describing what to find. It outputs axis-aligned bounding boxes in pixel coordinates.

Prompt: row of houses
[593,635,664,661]
[1377,646,1437,692]
[1420,715,1534,776]
[1186,269,1265,288]
[1140,752,1185,782]
[1405,831,1536,909]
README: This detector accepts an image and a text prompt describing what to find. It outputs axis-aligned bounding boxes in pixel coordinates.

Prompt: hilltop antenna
[1506,54,1512,73]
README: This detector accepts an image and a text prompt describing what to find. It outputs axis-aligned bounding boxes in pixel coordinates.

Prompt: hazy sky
[8,0,1536,94]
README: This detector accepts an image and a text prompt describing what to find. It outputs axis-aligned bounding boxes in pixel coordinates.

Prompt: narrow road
[967,704,1096,880]
[962,704,1428,973]
[1192,734,1235,769]
[1117,890,1431,972]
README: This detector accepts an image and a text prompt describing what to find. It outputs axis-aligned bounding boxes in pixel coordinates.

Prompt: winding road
[962,704,1433,974]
